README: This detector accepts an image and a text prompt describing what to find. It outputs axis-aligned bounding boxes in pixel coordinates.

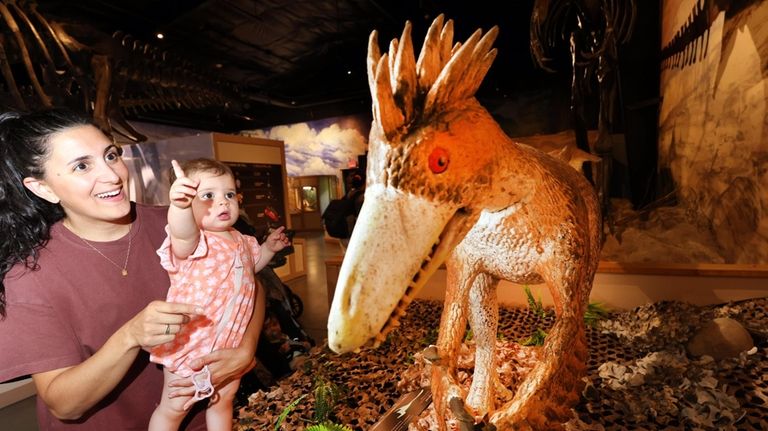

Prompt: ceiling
[28,0,549,133]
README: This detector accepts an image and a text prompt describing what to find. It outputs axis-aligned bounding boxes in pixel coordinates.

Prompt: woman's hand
[264,226,291,253]
[167,345,256,410]
[123,300,202,350]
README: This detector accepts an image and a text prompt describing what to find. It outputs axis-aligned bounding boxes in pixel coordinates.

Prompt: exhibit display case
[287,175,338,232]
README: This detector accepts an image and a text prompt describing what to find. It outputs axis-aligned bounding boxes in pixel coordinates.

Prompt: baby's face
[189,171,239,231]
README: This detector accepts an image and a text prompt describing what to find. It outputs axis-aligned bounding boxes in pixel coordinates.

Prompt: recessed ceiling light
[156,33,164,39]
[347,70,352,75]
[214,63,223,68]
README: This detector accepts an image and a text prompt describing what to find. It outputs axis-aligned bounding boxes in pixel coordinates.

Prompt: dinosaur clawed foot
[449,397,496,431]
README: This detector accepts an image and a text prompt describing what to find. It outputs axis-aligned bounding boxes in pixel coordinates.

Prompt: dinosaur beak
[327,183,459,353]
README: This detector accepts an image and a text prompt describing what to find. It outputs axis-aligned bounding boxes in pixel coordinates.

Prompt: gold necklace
[75,225,132,276]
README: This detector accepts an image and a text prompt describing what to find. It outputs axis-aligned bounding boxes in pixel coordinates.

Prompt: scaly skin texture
[327,16,601,430]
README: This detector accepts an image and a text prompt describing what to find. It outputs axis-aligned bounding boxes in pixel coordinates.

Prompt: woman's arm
[32,301,200,419]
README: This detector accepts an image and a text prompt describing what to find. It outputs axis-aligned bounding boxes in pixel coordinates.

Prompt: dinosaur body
[327,16,601,429]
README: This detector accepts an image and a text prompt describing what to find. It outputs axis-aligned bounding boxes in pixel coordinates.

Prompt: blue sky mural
[243,114,371,178]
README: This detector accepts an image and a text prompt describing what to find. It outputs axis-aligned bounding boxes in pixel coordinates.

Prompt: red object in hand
[264,206,279,222]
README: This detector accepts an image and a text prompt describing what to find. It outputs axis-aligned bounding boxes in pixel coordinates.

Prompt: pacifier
[191,365,214,401]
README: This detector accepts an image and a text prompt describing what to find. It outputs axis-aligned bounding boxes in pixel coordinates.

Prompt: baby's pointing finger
[176,176,199,189]
[171,160,186,179]
[176,185,198,197]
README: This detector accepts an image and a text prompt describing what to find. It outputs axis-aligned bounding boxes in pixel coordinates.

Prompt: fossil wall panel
[659,0,768,263]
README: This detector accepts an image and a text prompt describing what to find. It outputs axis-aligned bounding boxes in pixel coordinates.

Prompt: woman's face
[32,125,131,228]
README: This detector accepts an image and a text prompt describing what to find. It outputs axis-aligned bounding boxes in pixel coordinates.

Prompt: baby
[149,158,290,430]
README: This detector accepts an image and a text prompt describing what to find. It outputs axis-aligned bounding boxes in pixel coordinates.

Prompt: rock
[686,317,754,360]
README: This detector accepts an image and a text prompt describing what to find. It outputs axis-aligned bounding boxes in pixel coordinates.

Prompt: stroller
[233,207,315,402]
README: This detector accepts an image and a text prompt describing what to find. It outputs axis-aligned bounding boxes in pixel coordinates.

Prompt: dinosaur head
[327,16,503,353]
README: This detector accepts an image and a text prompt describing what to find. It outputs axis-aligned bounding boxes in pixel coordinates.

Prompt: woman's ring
[165,324,171,335]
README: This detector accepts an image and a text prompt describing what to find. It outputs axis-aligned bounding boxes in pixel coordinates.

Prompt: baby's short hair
[170,158,234,184]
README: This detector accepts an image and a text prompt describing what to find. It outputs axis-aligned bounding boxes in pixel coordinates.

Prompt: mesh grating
[236,298,768,431]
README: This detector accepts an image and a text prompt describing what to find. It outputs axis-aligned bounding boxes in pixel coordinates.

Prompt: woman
[0,108,263,430]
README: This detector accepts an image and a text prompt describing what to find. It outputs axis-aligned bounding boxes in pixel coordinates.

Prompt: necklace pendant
[121,269,128,276]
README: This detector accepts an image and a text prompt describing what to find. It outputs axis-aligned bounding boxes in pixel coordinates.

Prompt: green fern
[305,422,354,431]
[313,375,343,423]
[273,394,308,431]
[520,327,548,346]
[584,301,610,328]
[523,285,549,319]
[420,327,439,347]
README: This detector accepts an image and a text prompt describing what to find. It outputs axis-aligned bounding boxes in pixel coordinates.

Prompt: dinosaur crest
[367,15,499,140]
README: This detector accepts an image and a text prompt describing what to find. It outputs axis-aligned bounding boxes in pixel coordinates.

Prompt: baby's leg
[148,367,193,431]
[205,378,240,431]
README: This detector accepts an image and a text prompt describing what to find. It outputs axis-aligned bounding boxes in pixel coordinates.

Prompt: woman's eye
[105,145,123,163]
[226,192,236,199]
[73,162,89,172]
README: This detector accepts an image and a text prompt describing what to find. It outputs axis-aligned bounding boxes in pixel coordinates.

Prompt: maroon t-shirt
[0,203,205,430]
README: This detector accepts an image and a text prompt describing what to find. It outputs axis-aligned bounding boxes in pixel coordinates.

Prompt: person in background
[0,108,258,430]
[339,171,365,252]
[148,159,290,431]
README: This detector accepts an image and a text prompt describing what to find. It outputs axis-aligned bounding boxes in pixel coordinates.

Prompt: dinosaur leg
[465,272,499,417]
[431,260,474,430]
[490,314,586,430]
[490,263,590,430]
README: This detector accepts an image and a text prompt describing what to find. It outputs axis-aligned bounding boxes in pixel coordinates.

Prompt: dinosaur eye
[428,147,450,174]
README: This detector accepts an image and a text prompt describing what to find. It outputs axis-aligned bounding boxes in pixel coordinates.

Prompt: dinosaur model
[327,15,602,430]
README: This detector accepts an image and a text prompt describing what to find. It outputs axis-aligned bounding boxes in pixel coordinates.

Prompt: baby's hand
[169,160,199,209]
[265,226,291,252]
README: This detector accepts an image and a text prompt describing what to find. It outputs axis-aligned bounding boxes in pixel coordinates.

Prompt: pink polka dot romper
[150,228,261,377]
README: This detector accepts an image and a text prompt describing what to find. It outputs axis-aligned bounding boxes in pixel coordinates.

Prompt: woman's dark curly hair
[0,108,94,317]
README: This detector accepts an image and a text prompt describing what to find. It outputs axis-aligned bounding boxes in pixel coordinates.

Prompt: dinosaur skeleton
[0,0,243,142]
[328,15,601,430]
[660,0,763,93]
[530,0,636,218]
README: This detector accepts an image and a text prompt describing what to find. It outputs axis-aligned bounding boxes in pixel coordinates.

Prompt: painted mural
[604,0,768,265]
[241,114,370,180]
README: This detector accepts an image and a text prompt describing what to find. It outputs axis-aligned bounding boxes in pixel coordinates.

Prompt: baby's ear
[23,177,61,204]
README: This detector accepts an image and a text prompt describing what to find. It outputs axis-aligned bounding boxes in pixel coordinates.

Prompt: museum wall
[659,0,768,264]
[241,114,370,182]
[122,115,370,187]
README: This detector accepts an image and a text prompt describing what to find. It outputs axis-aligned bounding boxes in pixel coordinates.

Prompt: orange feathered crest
[367,15,498,139]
